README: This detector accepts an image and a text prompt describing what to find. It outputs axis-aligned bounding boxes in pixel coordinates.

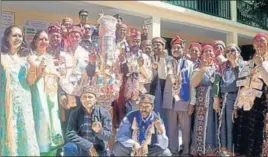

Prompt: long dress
[262,105,268,156]
[218,63,239,155]
[30,53,63,156]
[0,53,40,156]
[191,66,219,155]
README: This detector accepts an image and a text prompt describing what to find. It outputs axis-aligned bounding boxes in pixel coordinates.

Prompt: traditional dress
[162,56,194,155]
[233,62,267,156]
[58,45,90,132]
[0,53,40,156]
[29,53,64,156]
[190,66,219,155]
[262,105,268,156]
[113,110,171,156]
[218,62,242,155]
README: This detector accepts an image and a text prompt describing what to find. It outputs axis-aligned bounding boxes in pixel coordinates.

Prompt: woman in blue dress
[190,44,219,156]
[218,43,244,156]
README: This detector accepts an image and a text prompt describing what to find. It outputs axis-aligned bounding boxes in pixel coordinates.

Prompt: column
[230,0,237,21]
[226,32,238,45]
[144,16,161,39]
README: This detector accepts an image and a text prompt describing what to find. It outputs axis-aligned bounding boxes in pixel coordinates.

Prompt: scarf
[174,57,190,101]
[136,112,153,144]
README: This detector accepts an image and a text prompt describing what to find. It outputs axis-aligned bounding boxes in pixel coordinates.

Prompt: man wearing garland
[113,94,172,156]
[162,35,195,156]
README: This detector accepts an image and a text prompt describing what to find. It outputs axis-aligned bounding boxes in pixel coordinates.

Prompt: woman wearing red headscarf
[233,33,268,156]
[190,44,219,156]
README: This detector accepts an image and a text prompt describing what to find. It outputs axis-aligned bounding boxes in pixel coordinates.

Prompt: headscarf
[226,43,241,53]
[212,40,226,49]
[254,33,268,42]
[201,44,214,53]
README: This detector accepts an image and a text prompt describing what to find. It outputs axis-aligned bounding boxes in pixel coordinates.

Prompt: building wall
[1,7,254,46]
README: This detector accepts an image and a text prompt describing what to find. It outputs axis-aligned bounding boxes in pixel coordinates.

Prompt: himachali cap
[152,37,166,46]
[171,35,186,47]
[130,28,141,39]
[70,26,83,35]
[81,85,98,97]
[48,23,61,34]
[189,42,202,51]
[139,94,155,105]
[141,40,152,47]
[62,17,73,24]
[254,32,268,42]
[212,40,226,49]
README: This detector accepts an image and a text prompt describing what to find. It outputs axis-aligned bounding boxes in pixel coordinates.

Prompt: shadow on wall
[240,45,255,61]
[163,37,172,56]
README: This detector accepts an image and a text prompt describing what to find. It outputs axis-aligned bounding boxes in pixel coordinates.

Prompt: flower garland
[131,117,155,156]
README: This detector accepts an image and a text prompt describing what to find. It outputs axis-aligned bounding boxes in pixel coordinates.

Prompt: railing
[237,0,268,30]
[163,0,231,20]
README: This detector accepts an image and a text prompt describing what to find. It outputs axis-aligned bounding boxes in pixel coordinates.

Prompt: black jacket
[65,105,112,152]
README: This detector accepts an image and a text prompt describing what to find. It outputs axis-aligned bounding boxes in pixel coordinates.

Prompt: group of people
[1,8,268,157]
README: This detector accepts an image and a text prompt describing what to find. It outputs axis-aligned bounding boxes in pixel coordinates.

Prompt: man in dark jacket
[63,85,113,156]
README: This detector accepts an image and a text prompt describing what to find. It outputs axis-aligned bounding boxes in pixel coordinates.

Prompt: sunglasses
[226,48,236,54]
[80,14,88,18]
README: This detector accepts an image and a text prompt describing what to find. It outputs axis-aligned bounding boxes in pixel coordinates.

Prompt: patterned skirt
[233,104,265,156]
[191,86,218,155]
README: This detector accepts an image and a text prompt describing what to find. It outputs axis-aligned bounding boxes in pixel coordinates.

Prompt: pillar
[144,16,161,39]
[226,32,238,45]
[230,0,237,21]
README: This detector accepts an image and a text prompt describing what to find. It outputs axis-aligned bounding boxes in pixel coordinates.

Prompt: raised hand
[154,112,164,134]
[253,54,263,66]
[137,56,144,67]
[142,21,148,35]
[92,117,102,133]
